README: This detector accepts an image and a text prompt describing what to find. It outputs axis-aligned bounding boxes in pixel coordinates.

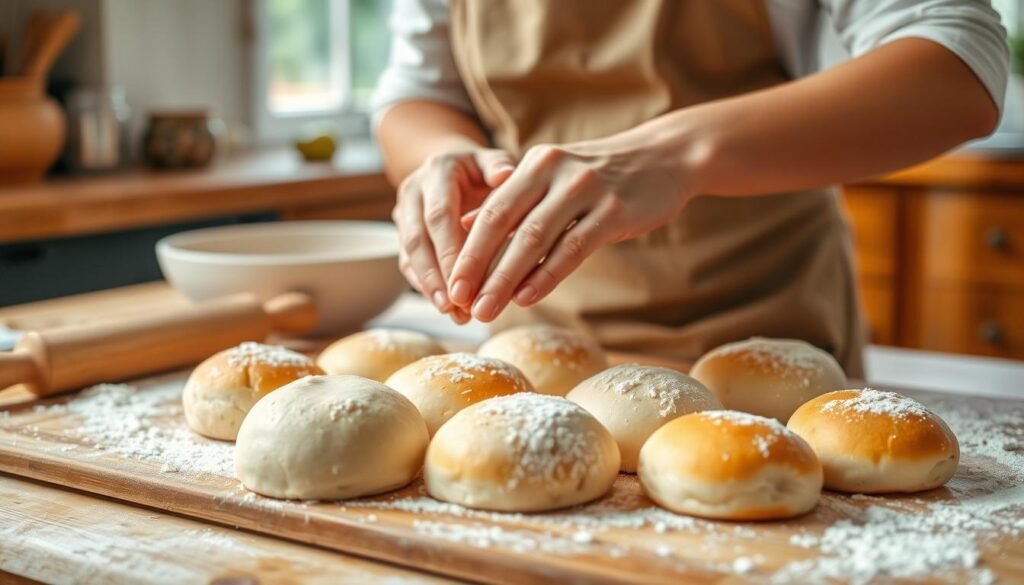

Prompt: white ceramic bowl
[156,221,404,335]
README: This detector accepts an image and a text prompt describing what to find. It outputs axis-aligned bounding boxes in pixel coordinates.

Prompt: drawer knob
[979,320,1003,344]
[985,228,1010,250]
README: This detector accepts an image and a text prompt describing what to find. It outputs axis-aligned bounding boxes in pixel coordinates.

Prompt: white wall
[102,0,249,128]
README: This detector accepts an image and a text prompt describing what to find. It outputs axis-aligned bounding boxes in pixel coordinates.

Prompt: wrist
[588,109,719,201]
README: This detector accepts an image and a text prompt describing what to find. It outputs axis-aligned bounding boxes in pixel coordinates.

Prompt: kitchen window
[252,0,391,143]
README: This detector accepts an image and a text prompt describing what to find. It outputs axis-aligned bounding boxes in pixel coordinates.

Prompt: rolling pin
[0,292,317,397]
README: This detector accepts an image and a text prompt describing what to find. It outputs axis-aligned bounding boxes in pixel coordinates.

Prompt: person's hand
[447,137,700,322]
[392,147,515,323]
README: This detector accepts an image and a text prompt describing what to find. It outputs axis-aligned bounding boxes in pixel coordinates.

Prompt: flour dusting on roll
[567,364,722,472]
[183,342,322,441]
[787,388,959,494]
[639,410,823,520]
[425,393,620,512]
[477,325,607,396]
[385,352,532,435]
[690,337,846,422]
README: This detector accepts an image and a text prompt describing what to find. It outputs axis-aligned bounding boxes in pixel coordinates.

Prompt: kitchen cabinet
[842,152,1024,359]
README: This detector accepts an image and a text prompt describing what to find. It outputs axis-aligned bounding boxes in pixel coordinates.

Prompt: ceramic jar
[142,111,218,169]
[0,78,65,185]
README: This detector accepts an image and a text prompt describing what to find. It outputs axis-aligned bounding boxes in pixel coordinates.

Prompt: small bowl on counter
[156,221,405,335]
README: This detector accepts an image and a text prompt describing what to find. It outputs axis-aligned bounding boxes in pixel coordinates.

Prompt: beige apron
[449,0,866,377]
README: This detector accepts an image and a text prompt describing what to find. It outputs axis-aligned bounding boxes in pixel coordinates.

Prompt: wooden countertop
[0,143,391,245]
[2,284,1023,584]
[0,473,464,585]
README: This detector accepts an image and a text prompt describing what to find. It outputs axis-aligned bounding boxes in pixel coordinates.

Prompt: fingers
[458,151,514,231]
[393,179,451,312]
[468,170,598,322]
[448,146,563,309]
[421,159,466,282]
[475,149,516,187]
[460,208,478,231]
[512,196,621,307]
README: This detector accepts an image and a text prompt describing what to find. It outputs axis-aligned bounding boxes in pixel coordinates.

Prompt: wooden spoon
[18,9,80,82]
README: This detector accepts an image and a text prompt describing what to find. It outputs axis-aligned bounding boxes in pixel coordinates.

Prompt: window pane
[350,0,391,108]
[267,0,345,114]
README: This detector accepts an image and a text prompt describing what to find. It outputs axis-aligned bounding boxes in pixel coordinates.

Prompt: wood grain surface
[0,473,465,585]
[0,370,1022,585]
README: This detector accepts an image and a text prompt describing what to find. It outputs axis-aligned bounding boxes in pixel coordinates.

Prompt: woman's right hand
[392,147,515,323]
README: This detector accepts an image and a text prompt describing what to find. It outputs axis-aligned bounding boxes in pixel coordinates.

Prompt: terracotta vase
[0,78,65,186]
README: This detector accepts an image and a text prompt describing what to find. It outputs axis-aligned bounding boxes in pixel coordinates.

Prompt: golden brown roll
[316,328,446,382]
[639,410,823,520]
[384,353,532,435]
[787,388,959,494]
[425,392,620,512]
[566,364,722,472]
[477,324,607,396]
[183,342,323,441]
[689,337,847,422]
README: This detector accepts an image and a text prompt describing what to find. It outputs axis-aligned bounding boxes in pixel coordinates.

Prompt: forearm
[601,38,999,197]
[376,101,490,185]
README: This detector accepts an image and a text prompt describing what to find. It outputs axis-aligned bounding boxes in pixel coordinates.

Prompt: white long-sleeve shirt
[372,0,1010,119]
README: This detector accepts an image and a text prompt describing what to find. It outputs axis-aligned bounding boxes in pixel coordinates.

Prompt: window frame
[250,0,370,145]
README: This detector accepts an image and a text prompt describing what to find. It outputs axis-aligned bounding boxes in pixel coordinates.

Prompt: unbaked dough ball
[689,337,846,422]
[639,410,823,520]
[183,342,323,441]
[566,364,722,472]
[316,329,446,382]
[385,352,533,435]
[477,324,607,396]
[787,388,959,494]
[235,375,429,500]
[425,393,620,512]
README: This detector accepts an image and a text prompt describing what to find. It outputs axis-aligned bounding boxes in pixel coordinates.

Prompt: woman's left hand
[446,134,704,322]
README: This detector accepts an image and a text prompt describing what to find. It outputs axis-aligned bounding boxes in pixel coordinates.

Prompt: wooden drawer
[909,192,1024,287]
[841,187,899,278]
[904,282,1024,359]
[858,275,896,345]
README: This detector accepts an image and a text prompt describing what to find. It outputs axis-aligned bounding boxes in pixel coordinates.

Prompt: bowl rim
[156,220,399,266]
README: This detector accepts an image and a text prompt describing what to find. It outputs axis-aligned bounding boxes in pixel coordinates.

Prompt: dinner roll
[316,329,446,382]
[639,410,822,520]
[477,324,607,396]
[385,353,533,435]
[566,364,722,472]
[689,337,846,422]
[425,393,620,512]
[183,342,323,441]
[235,375,429,500]
[787,389,959,494]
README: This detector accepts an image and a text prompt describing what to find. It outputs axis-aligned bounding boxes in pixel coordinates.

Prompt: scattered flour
[475,393,598,489]
[23,377,234,476]
[702,410,791,458]
[587,363,715,417]
[717,337,827,372]
[2,373,1022,584]
[820,388,933,420]
[504,325,598,369]
[420,353,529,387]
[226,341,314,368]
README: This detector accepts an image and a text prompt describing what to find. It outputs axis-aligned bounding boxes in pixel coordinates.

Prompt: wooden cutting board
[1,371,1022,584]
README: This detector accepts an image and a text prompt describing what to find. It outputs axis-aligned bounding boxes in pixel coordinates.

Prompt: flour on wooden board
[4,377,1023,583]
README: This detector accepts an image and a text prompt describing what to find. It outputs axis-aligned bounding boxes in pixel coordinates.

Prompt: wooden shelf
[0,143,393,245]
